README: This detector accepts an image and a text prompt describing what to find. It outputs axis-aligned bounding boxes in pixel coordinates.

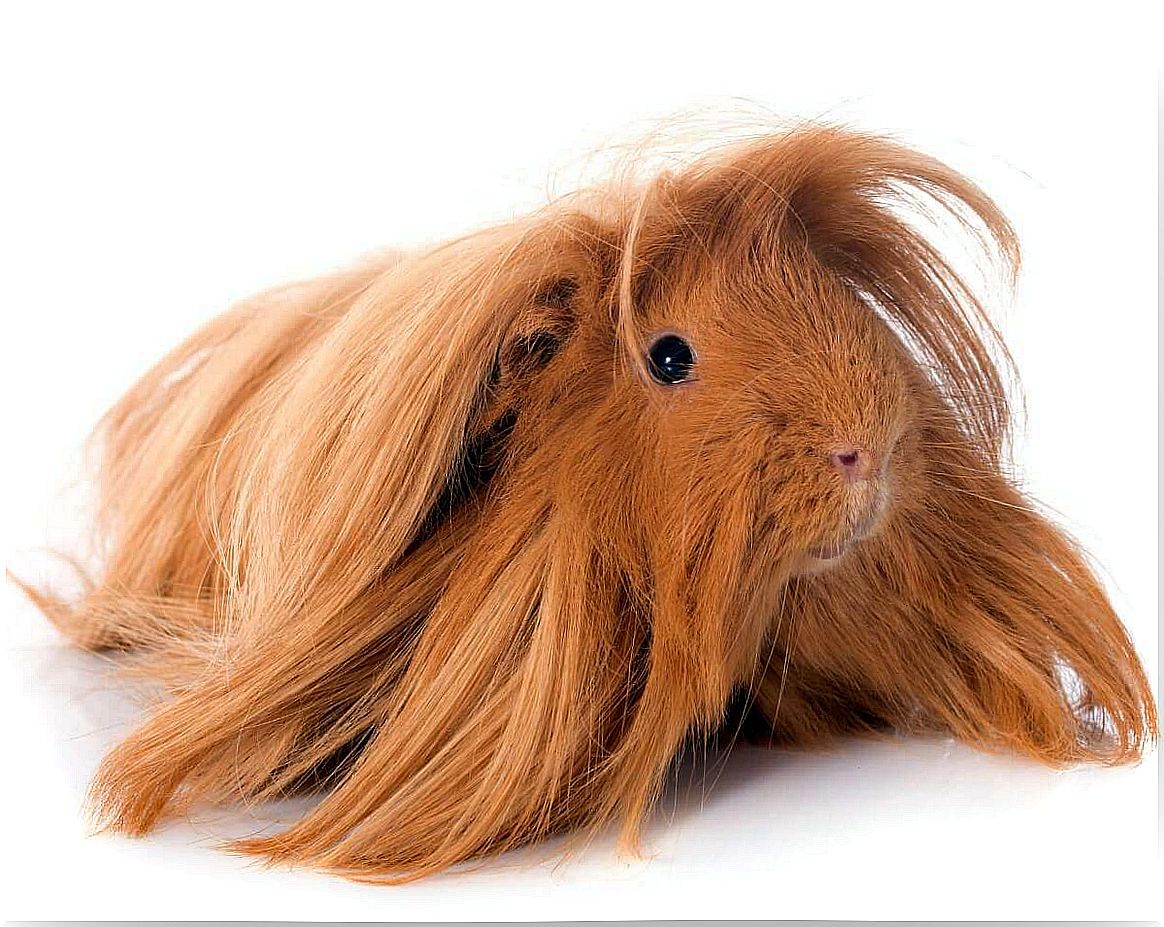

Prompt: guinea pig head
[551,131,998,729]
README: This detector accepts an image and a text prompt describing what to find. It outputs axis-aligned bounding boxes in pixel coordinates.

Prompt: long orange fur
[18,125,1156,881]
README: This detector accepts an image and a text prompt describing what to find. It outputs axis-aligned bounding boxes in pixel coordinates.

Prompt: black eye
[646,333,696,385]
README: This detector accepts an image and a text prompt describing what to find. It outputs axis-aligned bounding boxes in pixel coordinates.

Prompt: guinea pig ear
[750,400,1157,766]
[471,275,581,439]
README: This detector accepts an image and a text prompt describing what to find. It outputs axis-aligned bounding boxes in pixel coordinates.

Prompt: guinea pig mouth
[801,534,863,573]
[801,500,887,570]
[808,539,852,562]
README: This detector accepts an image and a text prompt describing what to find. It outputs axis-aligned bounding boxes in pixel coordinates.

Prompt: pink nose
[829,445,875,482]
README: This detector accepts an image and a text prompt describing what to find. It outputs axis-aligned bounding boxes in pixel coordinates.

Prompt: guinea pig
[17,124,1156,881]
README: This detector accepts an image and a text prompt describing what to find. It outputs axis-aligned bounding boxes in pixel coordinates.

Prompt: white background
[2,1,1159,921]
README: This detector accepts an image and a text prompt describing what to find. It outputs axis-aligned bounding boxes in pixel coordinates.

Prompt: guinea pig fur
[18,124,1157,882]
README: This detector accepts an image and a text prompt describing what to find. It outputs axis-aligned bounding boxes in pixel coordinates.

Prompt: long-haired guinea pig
[17,124,1156,882]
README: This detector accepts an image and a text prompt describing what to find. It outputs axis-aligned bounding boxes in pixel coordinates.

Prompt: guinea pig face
[633,252,920,579]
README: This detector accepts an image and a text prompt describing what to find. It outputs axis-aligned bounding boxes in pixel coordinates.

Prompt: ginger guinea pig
[19,124,1155,881]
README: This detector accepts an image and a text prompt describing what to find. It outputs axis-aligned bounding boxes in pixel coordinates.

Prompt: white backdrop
[3,1,1159,921]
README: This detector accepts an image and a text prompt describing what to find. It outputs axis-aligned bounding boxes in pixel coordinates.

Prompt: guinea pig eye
[646,333,696,385]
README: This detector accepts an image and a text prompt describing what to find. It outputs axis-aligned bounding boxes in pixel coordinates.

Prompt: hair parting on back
[16,122,1155,882]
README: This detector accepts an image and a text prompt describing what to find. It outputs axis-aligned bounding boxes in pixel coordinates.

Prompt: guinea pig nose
[828,445,875,482]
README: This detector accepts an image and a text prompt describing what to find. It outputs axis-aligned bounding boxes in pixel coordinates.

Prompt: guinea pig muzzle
[804,448,891,568]
[807,496,885,564]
